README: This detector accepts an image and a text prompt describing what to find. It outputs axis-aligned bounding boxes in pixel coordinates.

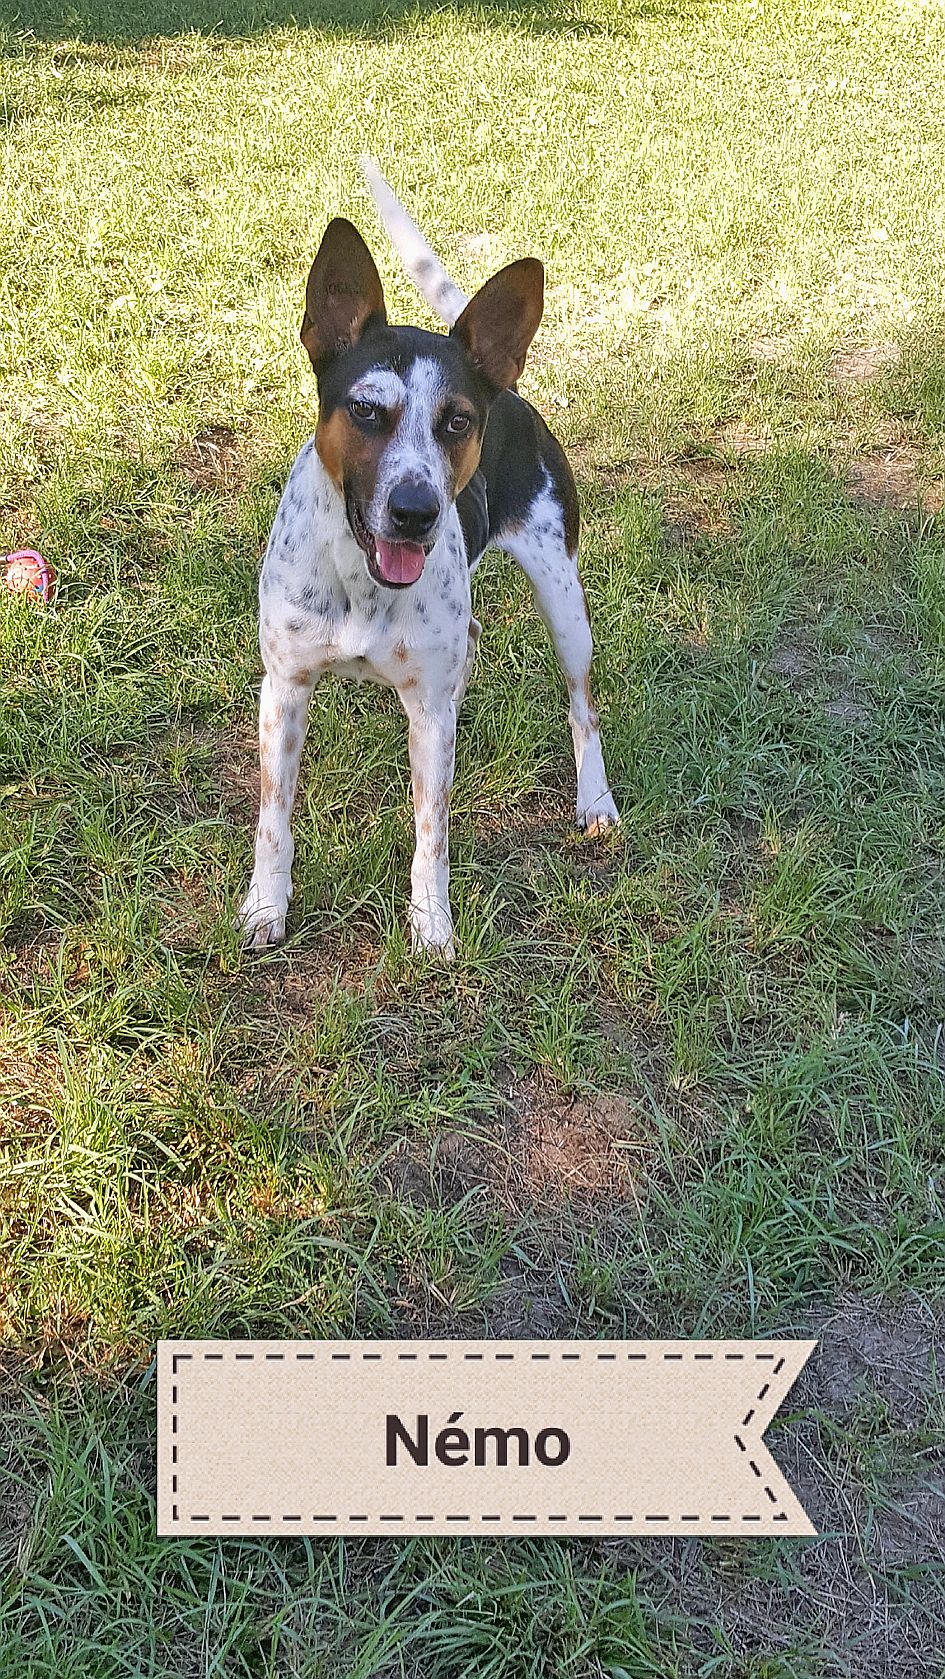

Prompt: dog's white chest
[258,441,471,690]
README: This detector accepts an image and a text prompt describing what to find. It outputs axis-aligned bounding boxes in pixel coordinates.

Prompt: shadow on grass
[0,0,699,45]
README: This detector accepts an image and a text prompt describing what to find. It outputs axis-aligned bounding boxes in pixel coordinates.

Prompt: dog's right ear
[300,219,387,371]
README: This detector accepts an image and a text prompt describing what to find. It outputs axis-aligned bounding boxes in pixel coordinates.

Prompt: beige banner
[157,1339,816,1536]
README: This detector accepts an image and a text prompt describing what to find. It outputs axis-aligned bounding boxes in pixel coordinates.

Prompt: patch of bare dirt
[749,333,791,365]
[673,457,731,493]
[716,419,770,457]
[631,455,731,495]
[630,455,738,541]
[383,1126,507,1212]
[177,424,244,494]
[822,696,870,724]
[511,1073,640,1203]
[232,936,385,1033]
[486,1255,571,1339]
[811,1293,940,1426]
[378,1070,651,1231]
[830,341,901,386]
[872,1481,945,1566]
[432,1127,511,1202]
[766,641,817,684]
[847,446,942,513]
[765,629,900,724]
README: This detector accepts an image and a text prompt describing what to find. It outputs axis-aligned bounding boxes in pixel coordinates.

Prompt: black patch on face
[316,323,494,431]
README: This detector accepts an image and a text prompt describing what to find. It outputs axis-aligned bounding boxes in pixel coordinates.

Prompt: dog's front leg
[239,672,315,949]
[399,682,457,958]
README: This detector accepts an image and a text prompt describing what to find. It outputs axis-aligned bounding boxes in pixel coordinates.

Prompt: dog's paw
[577,792,620,837]
[409,903,456,961]
[238,884,288,951]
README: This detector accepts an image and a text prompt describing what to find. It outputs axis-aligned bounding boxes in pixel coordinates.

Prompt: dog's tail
[360,155,469,328]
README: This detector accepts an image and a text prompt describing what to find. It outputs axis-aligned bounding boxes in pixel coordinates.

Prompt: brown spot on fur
[314,409,347,491]
[449,433,483,495]
[418,791,450,856]
[260,765,277,807]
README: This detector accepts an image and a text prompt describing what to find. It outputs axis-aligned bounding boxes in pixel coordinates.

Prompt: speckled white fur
[240,439,470,955]
[239,432,619,956]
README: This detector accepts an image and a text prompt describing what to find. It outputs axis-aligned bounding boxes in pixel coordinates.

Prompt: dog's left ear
[301,218,387,371]
[451,258,544,391]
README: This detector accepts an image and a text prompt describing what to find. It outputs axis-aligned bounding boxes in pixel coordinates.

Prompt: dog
[239,159,618,958]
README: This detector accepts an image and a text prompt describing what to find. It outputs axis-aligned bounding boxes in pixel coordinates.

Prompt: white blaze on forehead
[347,369,408,408]
[368,355,453,536]
[400,356,449,442]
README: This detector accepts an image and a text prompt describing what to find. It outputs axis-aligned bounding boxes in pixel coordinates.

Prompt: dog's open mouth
[346,495,432,589]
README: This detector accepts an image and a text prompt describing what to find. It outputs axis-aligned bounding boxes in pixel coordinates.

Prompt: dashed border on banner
[167,1348,790,1527]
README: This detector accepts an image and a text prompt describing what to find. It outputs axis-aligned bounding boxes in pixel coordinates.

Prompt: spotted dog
[240,159,619,958]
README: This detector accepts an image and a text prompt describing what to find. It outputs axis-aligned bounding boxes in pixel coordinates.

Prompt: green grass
[2,0,945,1672]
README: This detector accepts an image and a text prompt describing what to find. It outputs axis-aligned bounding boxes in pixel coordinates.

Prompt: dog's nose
[388,481,440,541]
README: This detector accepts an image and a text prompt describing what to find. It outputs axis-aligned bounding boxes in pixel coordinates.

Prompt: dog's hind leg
[497,497,618,835]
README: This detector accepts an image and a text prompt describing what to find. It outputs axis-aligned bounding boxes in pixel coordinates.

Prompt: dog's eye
[349,398,378,423]
[445,412,473,435]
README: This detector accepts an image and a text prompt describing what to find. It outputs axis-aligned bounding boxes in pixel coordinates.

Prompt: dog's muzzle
[346,493,435,589]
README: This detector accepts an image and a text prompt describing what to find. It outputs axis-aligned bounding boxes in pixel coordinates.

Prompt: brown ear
[300,218,387,370]
[451,257,544,391]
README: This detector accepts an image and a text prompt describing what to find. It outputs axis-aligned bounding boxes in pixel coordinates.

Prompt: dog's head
[300,218,543,589]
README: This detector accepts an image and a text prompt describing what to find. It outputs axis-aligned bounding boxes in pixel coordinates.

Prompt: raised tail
[360,155,469,328]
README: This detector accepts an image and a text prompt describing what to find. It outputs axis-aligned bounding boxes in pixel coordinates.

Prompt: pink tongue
[376,538,426,586]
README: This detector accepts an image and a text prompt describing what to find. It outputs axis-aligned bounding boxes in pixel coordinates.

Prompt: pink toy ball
[4,549,56,606]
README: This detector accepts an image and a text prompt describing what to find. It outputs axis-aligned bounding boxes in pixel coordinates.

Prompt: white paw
[409,903,456,960]
[577,791,620,837]
[238,881,289,950]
